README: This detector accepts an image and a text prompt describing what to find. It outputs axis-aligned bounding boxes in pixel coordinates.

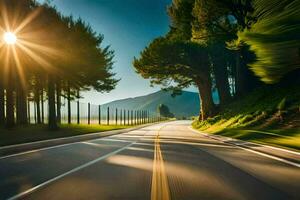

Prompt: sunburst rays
[0,2,60,86]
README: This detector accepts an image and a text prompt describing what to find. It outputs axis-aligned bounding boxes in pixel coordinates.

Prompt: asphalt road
[0,121,299,200]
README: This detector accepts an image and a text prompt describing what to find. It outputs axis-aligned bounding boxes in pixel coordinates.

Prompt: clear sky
[41,0,173,104]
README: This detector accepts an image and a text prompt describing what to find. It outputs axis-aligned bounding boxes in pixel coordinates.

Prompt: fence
[27,99,165,125]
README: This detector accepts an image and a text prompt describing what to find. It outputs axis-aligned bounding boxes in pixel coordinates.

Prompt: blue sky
[39,0,173,104]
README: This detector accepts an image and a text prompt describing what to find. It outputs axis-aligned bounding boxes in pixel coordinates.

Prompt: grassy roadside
[0,124,133,147]
[192,125,300,151]
[192,84,300,152]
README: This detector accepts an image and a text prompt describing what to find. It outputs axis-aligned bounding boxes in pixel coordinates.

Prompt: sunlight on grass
[0,124,133,147]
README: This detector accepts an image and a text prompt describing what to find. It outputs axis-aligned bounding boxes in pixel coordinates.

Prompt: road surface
[0,121,299,200]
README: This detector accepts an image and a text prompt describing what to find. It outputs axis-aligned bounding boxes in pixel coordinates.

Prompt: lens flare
[3,32,17,45]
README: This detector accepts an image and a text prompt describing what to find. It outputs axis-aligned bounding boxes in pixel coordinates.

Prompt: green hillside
[102,90,200,118]
[193,84,300,151]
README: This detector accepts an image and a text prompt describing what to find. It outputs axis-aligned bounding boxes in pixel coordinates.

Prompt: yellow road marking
[151,127,170,200]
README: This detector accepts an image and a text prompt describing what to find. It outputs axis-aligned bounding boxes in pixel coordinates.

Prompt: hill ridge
[101,90,200,117]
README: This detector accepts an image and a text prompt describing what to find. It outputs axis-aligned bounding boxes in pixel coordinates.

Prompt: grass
[210,128,300,151]
[0,124,132,147]
[192,84,300,151]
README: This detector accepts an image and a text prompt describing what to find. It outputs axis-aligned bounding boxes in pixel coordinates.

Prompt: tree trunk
[235,50,244,96]
[56,80,61,124]
[0,81,5,125]
[210,45,231,104]
[48,75,58,130]
[16,84,28,125]
[195,77,215,121]
[41,91,45,124]
[5,69,15,128]
[67,82,71,124]
[213,62,231,105]
[34,79,41,124]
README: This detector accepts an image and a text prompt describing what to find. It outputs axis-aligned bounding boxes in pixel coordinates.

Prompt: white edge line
[0,130,121,150]
[7,142,136,200]
[0,130,143,160]
[237,146,300,168]
[188,126,300,154]
[0,142,80,160]
[256,143,300,155]
[188,126,300,155]
[0,124,152,151]
[188,126,300,168]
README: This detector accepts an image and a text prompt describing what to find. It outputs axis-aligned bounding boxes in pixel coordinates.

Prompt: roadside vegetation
[0,0,117,130]
[193,83,300,151]
[0,124,132,147]
[134,0,300,150]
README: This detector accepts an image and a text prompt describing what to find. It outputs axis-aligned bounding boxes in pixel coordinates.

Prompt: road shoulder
[189,127,300,168]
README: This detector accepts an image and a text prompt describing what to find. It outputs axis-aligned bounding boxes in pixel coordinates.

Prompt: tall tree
[169,0,232,104]
[192,0,261,96]
[134,37,215,120]
[0,79,4,125]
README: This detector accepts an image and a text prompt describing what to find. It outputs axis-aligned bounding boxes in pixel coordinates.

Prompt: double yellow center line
[151,127,170,200]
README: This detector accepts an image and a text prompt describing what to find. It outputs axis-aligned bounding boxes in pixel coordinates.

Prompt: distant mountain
[101,90,201,118]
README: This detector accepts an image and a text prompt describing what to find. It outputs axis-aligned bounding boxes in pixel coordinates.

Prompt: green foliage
[157,104,175,118]
[133,37,209,90]
[0,0,118,128]
[238,0,300,83]
[0,124,131,147]
[168,0,195,41]
[193,84,300,131]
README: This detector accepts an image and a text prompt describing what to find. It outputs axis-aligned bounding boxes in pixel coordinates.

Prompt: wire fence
[27,99,165,126]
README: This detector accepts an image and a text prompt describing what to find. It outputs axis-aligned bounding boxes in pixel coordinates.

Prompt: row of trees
[0,0,117,129]
[134,0,300,121]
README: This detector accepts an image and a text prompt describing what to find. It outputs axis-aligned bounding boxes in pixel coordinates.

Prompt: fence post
[140,111,142,124]
[68,100,71,125]
[121,109,123,125]
[127,110,130,125]
[131,110,133,126]
[115,108,118,125]
[107,107,110,125]
[142,111,144,124]
[120,109,122,125]
[41,93,44,124]
[88,103,91,125]
[140,110,142,124]
[33,102,36,124]
[27,101,30,124]
[77,100,80,124]
[134,111,136,125]
[123,109,125,125]
[98,105,101,125]
[141,110,143,124]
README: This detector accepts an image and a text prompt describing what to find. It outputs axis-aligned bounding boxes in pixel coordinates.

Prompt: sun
[3,32,17,45]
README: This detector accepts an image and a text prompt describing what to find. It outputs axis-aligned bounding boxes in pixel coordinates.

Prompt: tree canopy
[134,0,299,121]
[238,0,300,83]
[0,0,118,128]
[158,104,175,118]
